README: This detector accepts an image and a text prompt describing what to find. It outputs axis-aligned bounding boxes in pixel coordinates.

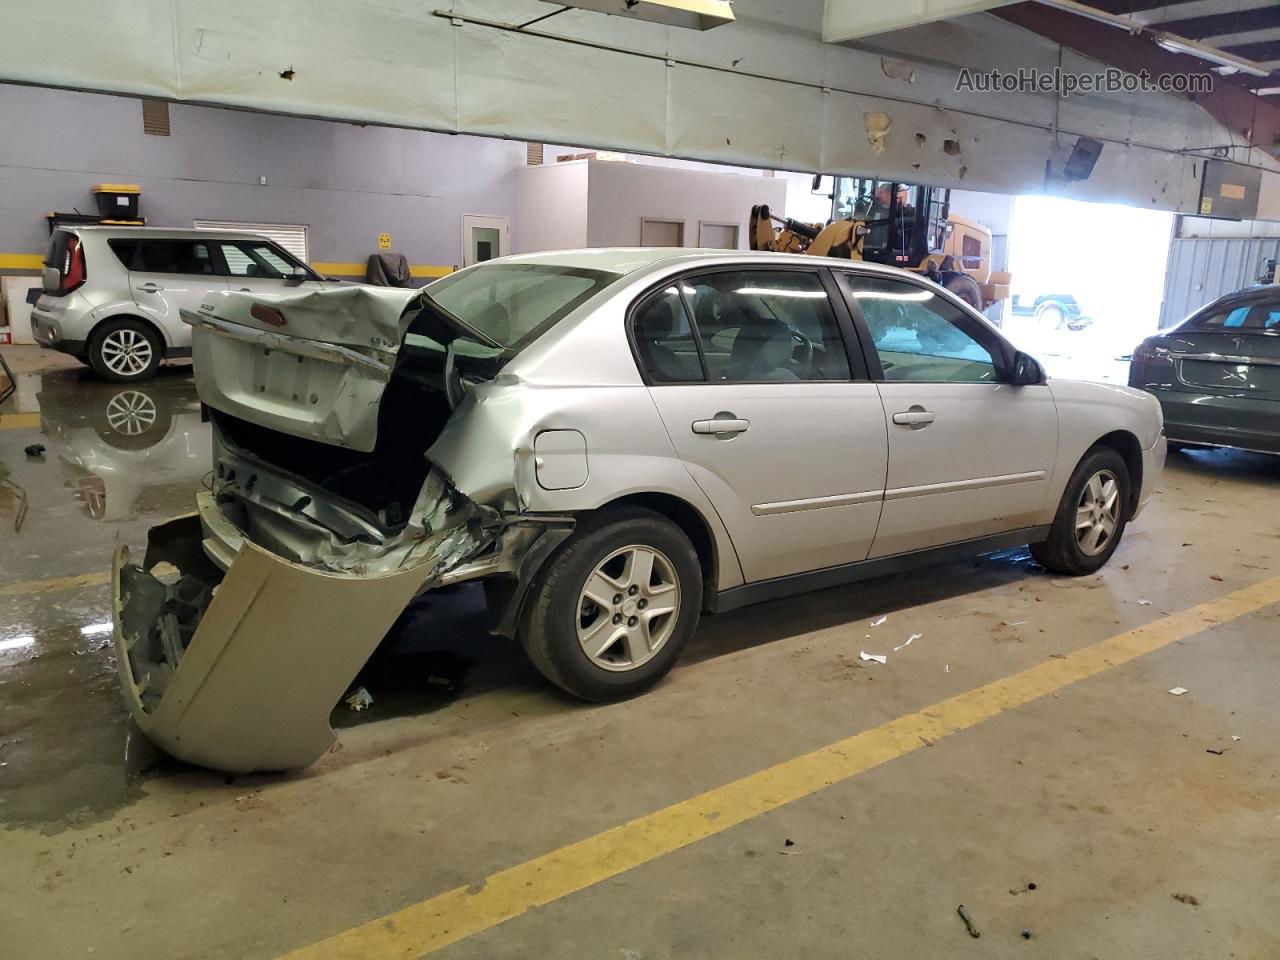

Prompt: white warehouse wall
[515,162,590,253]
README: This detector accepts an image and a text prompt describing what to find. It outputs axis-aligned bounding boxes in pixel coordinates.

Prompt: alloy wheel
[1075,468,1120,557]
[576,544,680,672]
[100,329,153,377]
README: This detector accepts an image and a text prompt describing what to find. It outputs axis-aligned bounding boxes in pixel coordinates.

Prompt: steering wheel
[444,341,466,411]
[790,330,814,373]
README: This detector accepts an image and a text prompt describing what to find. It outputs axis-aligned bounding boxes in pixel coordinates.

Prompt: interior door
[462,215,510,267]
[633,269,887,583]
[837,271,1058,558]
[126,239,229,348]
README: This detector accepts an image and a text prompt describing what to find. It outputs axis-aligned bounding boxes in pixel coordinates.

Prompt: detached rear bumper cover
[112,488,499,774]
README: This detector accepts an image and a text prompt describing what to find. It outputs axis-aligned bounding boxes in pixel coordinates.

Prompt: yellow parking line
[0,571,111,597]
[280,575,1280,960]
[0,413,41,430]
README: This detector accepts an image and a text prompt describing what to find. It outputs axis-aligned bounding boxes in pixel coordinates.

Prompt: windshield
[422,263,620,349]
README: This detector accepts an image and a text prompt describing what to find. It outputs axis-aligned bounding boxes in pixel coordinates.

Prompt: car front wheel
[520,507,702,701]
[1031,446,1130,575]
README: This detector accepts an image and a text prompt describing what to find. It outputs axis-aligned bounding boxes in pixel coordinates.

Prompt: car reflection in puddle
[37,374,210,522]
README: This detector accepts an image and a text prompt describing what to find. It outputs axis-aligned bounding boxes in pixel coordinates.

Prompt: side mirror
[1010,350,1044,386]
[285,266,309,285]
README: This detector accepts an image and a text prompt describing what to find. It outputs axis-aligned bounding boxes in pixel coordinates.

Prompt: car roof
[66,226,280,241]
[495,247,923,280]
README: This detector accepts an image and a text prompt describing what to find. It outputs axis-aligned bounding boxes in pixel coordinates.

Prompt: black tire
[943,272,983,310]
[88,318,162,383]
[1031,446,1131,575]
[520,506,703,701]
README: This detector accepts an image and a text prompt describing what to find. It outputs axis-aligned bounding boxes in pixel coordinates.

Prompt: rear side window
[681,270,851,382]
[633,288,704,383]
[108,239,140,268]
[125,240,217,276]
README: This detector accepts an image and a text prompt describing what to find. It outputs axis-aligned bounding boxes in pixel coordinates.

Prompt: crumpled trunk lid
[183,285,422,453]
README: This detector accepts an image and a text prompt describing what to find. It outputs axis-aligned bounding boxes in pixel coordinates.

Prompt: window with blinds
[191,221,309,262]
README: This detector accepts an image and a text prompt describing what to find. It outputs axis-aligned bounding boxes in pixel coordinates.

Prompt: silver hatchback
[31,226,331,382]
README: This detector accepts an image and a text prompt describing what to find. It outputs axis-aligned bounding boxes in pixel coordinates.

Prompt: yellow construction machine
[750,176,1011,315]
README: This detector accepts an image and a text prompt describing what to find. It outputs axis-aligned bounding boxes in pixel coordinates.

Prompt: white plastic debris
[893,633,922,652]
[1231,735,1242,741]
[859,651,888,664]
[870,616,887,627]
[945,664,950,673]
[1167,686,1189,696]
[344,687,374,711]
[1138,600,1153,606]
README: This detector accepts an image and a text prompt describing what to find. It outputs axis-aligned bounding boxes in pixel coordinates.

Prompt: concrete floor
[3,345,1279,959]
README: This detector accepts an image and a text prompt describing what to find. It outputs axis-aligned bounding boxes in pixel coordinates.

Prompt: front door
[633,268,887,583]
[836,271,1058,558]
[462,215,510,267]
[125,238,229,348]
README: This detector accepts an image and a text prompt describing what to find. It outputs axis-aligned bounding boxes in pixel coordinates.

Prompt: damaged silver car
[113,249,1164,773]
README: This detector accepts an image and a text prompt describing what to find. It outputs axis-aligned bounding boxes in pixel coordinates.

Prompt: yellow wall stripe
[0,570,111,597]
[0,254,45,270]
[279,575,1280,960]
[0,413,42,430]
[1,254,452,278]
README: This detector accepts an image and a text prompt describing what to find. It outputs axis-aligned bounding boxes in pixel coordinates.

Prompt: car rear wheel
[520,507,702,701]
[89,319,162,383]
[1036,302,1066,330]
[1031,446,1130,575]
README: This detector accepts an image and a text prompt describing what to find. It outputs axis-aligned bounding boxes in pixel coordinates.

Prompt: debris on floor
[1168,686,1189,696]
[1138,599,1153,606]
[870,616,887,627]
[1171,892,1200,906]
[1206,747,1227,756]
[344,687,374,711]
[1021,929,1032,940]
[859,651,887,665]
[23,443,45,458]
[893,633,921,651]
[956,904,981,938]
[1232,735,1242,741]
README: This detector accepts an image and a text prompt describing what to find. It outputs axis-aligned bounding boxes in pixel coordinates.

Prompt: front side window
[679,270,851,382]
[844,275,999,382]
[215,240,309,279]
[423,263,619,350]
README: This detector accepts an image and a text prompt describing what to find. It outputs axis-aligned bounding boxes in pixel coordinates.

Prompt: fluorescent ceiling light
[81,621,113,637]
[853,289,935,302]
[1035,0,1273,78]
[0,635,36,653]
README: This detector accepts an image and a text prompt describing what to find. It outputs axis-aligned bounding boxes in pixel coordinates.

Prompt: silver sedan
[113,249,1166,772]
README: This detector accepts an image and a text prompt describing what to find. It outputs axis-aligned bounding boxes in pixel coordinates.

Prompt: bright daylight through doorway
[1004,195,1174,384]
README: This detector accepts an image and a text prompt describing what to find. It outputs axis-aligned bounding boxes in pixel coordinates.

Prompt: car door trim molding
[712,525,1051,614]
[884,469,1047,502]
[750,489,882,516]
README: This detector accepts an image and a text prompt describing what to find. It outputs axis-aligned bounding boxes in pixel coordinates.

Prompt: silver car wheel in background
[105,390,158,436]
[1075,468,1120,557]
[100,328,154,377]
[576,544,680,672]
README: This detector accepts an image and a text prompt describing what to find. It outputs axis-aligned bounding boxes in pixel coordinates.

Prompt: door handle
[892,407,936,428]
[692,416,750,435]
[137,283,164,293]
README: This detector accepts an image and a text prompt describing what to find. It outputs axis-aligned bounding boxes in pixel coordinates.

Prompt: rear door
[635,267,888,583]
[116,239,229,349]
[836,270,1058,558]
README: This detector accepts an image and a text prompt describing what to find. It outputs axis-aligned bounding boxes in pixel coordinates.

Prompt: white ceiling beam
[822,0,1018,43]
